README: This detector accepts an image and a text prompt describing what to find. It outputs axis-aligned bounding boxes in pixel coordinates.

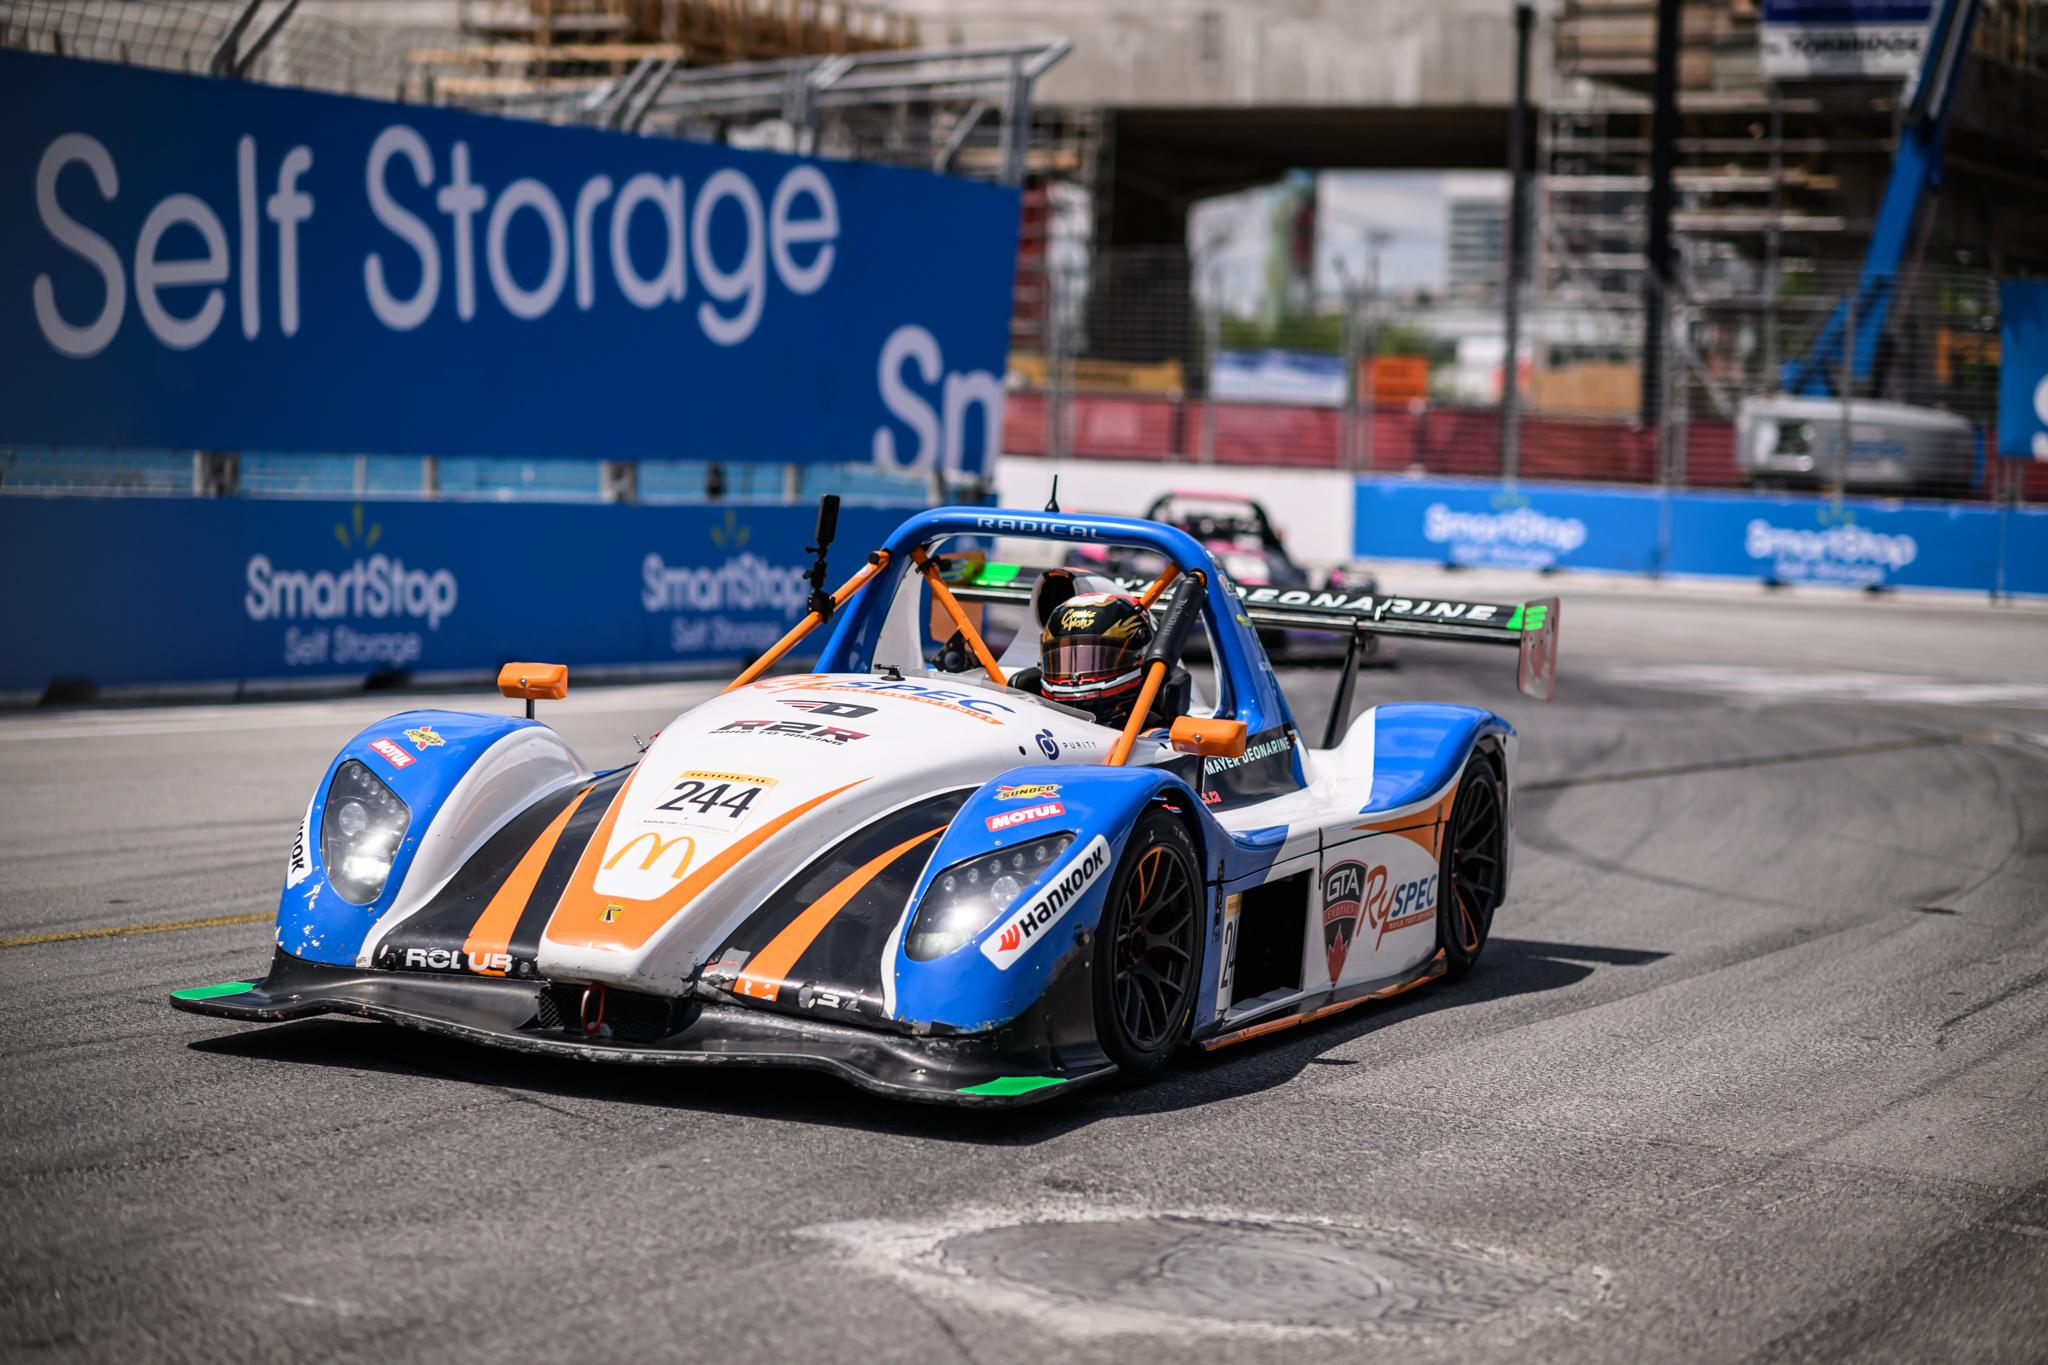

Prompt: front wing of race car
[173,943,1112,1106]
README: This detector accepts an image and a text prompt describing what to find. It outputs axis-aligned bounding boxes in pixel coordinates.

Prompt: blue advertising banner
[1760,0,1932,77]
[0,497,906,694]
[1355,476,2047,596]
[1664,491,2006,591]
[1355,478,1664,574]
[1998,280,2048,459]
[0,50,1018,474]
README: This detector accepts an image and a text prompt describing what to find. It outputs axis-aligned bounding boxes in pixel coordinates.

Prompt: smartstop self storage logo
[641,549,809,656]
[1424,502,1589,570]
[1744,517,1917,587]
[244,551,458,667]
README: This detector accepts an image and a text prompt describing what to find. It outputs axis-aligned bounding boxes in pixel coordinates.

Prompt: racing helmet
[1040,592,1154,725]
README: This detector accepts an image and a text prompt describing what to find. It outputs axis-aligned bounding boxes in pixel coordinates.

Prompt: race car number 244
[642,770,779,836]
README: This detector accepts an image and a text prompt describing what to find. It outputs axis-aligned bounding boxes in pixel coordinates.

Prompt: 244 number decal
[643,770,778,835]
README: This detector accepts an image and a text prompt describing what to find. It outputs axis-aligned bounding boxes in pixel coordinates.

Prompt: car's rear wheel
[1437,754,1506,980]
[1092,809,1201,1076]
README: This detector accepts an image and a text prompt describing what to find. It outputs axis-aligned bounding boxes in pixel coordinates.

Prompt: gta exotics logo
[1322,860,1366,981]
[980,834,1110,970]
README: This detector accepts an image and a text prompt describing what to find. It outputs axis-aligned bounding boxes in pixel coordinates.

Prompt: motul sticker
[986,801,1063,832]
[980,834,1110,971]
[368,737,414,769]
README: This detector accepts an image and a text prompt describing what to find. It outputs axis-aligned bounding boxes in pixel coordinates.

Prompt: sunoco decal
[979,834,1110,970]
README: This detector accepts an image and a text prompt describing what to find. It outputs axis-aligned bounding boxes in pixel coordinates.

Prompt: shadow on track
[186,936,1666,1145]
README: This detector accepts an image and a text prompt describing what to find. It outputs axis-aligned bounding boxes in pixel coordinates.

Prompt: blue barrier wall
[0,497,908,693]
[0,51,1017,474]
[1355,477,2047,595]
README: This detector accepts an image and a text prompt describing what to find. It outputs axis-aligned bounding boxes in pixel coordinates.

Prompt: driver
[1033,591,1190,730]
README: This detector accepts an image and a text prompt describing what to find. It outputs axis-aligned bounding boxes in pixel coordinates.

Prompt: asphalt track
[4,574,2047,1364]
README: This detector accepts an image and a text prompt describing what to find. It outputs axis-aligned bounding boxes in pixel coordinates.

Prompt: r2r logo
[714,719,866,744]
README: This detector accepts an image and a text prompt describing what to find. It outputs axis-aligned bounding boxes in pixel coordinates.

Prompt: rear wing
[945,564,1559,703]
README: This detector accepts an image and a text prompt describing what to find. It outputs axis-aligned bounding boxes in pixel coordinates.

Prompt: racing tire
[1092,808,1202,1077]
[1437,754,1507,981]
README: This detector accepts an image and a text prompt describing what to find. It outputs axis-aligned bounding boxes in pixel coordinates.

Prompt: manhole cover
[934,1215,1573,1330]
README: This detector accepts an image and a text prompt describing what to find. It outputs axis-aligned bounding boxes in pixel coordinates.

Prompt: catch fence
[1007,246,2045,504]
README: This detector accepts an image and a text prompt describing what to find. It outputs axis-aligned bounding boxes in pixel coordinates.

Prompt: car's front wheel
[1092,808,1202,1076]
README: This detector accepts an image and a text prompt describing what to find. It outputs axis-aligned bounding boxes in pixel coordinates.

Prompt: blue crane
[1780,0,1984,396]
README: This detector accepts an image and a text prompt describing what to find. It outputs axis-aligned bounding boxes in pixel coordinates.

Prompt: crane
[1779,0,1984,397]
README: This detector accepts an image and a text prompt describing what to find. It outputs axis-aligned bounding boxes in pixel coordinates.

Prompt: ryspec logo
[1360,863,1439,951]
[980,834,1110,971]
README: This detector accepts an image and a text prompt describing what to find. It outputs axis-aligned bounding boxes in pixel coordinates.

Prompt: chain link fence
[1002,243,2038,502]
[0,0,451,96]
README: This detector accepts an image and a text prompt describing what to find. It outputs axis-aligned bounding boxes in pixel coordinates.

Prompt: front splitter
[171,949,1112,1108]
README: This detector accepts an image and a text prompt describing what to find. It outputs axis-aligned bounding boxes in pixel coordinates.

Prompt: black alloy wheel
[1437,754,1507,980]
[1092,809,1202,1075]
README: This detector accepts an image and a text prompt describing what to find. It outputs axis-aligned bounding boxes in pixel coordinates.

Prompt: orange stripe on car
[459,785,594,975]
[733,825,946,1001]
[1350,784,1458,857]
[1198,952,1447,1051]
[544,779,867,953]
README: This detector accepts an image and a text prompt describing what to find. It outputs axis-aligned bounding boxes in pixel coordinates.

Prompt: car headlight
[905,832,1075,961]
[320,759,411,904]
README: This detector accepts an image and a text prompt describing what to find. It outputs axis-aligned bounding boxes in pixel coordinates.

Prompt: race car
[173,501,1558,1107]
[1066,491,1389,663]
[1067,490,1365,595]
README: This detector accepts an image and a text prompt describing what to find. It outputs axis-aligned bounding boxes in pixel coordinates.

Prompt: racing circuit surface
[4,575,2047,1364]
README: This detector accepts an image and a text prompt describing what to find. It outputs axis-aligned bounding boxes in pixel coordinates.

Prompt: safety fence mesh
[1004,245,2041,502]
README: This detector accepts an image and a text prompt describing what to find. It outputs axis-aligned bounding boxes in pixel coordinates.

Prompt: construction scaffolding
[412,0,918,104]
[1538,0,2048,461]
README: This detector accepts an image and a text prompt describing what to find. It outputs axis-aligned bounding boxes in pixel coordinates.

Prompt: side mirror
[1168,716,1248,759]
[498,662,568,719]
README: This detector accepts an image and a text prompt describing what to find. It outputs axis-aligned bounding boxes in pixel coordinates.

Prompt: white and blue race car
[173,504,1557,1106]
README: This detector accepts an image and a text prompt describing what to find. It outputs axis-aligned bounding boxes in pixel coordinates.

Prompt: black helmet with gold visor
[1039,592,1156,726]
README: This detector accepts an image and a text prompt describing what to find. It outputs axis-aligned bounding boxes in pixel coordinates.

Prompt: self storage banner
[1999,280,2048,459]
[0,50,1018,473]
